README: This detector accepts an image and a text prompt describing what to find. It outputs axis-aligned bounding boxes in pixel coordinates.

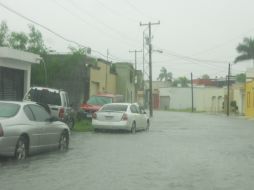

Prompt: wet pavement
[1,111,254,190]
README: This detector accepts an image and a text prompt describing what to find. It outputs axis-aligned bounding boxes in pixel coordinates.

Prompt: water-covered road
[1,111,254,190]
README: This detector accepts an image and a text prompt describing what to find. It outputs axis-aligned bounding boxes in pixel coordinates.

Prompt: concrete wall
[195,88,225,112]
[160,87,225,112]
[245,81,254,117]
[160,87,192,110]
[89,60,116,96]
[114,63,135,103]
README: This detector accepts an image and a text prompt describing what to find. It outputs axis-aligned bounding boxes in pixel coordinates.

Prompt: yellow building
[89,59,116,97]
[245,81,254,117]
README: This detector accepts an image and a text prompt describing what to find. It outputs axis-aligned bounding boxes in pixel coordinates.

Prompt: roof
[0,47,41,64]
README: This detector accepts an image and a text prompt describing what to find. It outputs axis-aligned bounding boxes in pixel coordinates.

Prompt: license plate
[105,116,113,120]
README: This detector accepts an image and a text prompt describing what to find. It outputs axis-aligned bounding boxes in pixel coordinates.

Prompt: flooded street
[1,111,254,190]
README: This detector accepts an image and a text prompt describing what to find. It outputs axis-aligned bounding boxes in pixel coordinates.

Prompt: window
[101,104,128,112]
[24,106,35,121]
[87,96,112,105]
[130,105,139,113]
[29,104,50,122]
[0,102,20,118]
[25,89,61,106]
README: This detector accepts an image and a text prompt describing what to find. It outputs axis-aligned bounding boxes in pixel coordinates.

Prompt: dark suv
[24,87,75,129]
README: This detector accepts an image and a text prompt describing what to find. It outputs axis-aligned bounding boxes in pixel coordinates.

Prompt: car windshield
[25,89,61,106]
[87,96,112,106]
[100,104,128,112]
[0,102,20,118]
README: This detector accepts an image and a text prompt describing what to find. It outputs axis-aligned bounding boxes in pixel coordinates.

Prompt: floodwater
[1,111,254,190]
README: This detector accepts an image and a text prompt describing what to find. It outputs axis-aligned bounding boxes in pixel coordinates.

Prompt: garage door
[0,66,24,101]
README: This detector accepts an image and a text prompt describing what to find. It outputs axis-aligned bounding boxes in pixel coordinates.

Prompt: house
[113,62,135,103]
[32,54,116,109]
[245,68,254,117]
[89,59,116,97]
[0,47,40,100]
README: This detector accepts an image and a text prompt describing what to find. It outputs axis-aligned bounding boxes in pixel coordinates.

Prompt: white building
[0,47,40,100]
[159,87,225,112]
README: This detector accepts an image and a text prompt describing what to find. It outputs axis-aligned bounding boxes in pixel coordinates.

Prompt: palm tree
[234,37,254,66]
[157,67,172,81]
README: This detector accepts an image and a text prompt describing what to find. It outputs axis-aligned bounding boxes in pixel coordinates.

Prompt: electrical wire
[67,0,139,47]
[0,1,89,49]
[0,1,131,63]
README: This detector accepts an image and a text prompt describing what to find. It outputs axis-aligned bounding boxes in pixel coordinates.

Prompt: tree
[236,73,246,83]
[172,76,189,87]
[8,31,28,50]
[157,67,173,81]
[234,37,254,65]
[27,25,47,55]
[0,21,8,46]
[202,74,210,79]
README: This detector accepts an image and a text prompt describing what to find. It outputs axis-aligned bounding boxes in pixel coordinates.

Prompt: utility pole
[140,21,160,117]
[227,63,231,116]
[129,50,142,102]
[191,72,194,112]
[129,50,142,71]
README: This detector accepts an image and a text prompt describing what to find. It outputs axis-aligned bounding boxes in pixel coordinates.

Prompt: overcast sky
[0,0,254,80]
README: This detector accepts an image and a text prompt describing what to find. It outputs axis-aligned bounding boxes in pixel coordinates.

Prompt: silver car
[0,101,70,160]
[92,103,150,133]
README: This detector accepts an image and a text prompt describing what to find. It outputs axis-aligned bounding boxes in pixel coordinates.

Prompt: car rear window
[101,104,128,112]
[87,96,112,105]
[25,89,61,106]
[0,102,20,118]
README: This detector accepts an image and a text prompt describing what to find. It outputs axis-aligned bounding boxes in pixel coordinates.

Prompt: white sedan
[92,103,150,133]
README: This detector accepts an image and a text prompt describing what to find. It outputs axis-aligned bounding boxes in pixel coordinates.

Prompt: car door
[29,104,59,148]
[23,106,42,152]
[130,104,141,129]
[139,107,147,129]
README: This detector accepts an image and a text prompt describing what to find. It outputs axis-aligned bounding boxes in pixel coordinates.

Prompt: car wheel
[67,118,75,130]
[131,122,136,134]
[15,136,28,160]
[146,120,150,131]
[59,131,69,151]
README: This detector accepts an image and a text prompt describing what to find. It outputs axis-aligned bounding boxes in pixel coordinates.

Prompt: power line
[0,1,89,49]
[94,0,138,23]
[157,48,228,64]
[67,0,139,47]
[0,1,130,63]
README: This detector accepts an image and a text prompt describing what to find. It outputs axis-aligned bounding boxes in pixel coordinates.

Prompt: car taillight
[0,124,4,137]
[59,108,64,119]
[121,113,128,121]
[92,113,97,119]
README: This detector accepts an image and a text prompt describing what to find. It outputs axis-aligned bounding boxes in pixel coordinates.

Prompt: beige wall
[89,60,116,97]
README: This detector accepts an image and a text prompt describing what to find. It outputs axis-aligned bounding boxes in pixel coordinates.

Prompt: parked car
[78,93,124,119]
[24,87,75,129]
[0,101,70,160]
[92,103,150,133]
